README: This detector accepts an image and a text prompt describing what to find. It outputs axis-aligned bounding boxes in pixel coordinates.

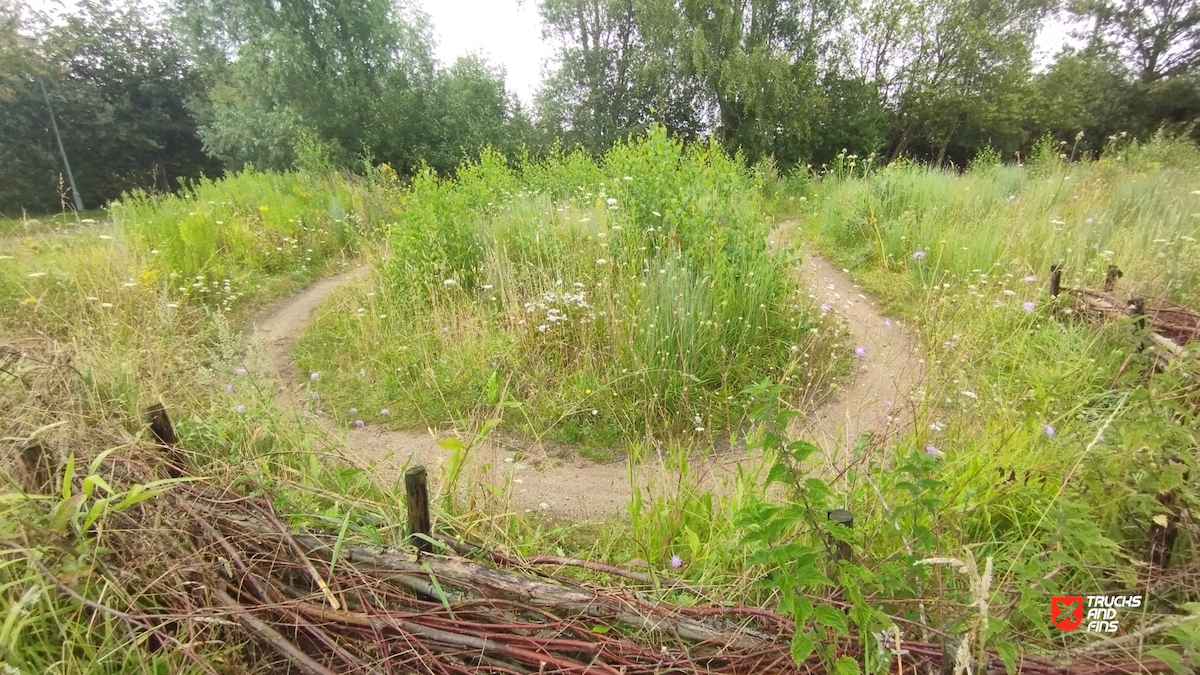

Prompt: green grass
[0,208,109,238]
[295,130,843,447]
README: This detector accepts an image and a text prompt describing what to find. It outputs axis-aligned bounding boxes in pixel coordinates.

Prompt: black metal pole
[38,78,84,212]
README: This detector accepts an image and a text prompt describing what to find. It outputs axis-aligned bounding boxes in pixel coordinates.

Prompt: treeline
[537,0,1200,168]
[2,0,1199,214]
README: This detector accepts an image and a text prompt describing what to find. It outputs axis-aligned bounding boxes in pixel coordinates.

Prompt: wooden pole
[144,402,184,477]
[1104,265,1123,293]
[826,509,854,563]
[20,440,53,493]
[405,466,432,553]
[1049,264,1062,299]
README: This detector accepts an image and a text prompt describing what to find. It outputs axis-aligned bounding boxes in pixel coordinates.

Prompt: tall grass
[296,127,842,445]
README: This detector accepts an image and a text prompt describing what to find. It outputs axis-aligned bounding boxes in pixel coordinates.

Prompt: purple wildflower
[885,318,892,329]
[1045,424,1056,438]
[379,408,390,416]
[225,383,233,393]
[1022,301,1035,312]
[310,372,319,380]
[820,304,831,313]
[359,368,366,377]
[354,420,364,428]
[1024,275,1037,283]
[669,555,683,569]
[925,445,941,457]
[235,368,247,376]
[349,408,358,415]
[855,346,866,358]
[235,404,245,414]
[912,250,925,260]
[994,299,1004,308]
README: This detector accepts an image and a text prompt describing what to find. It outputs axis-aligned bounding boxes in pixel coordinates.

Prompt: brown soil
[245,224,923,521]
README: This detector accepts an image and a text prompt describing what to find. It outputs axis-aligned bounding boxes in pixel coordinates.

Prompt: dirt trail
[245,226,923,520]
[770,222,924,467]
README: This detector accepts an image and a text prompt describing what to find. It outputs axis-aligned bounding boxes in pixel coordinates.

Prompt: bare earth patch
[245,225,924,521]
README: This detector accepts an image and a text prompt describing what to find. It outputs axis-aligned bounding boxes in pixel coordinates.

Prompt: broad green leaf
[789,632,814,664]
[813,605,848,633]
[438,437,465,452]
[833,655,860,675]
[1147,648,1187,675]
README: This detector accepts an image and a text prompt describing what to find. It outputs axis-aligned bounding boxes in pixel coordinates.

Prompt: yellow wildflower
[258,205,269,213]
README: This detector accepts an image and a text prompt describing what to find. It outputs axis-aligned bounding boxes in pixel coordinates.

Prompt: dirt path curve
[246,225,922,521]
[769,222,924,468]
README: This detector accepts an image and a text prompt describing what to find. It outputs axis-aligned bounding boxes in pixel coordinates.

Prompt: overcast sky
[26,0,1081,105]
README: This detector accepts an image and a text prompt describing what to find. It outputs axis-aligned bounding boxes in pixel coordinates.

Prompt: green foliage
[0,0,219,213]
[298,125,840,443]
[113,168,389,286]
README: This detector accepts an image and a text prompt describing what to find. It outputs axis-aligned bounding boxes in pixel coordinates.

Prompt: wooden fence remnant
[1049,263,1062,299]
[20,439,53,493]
[405,465,433,553]
[1104,265,1123,292]
[827,509,854,563]
[144,402,184,477]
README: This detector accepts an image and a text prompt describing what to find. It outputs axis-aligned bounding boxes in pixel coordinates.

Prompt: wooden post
[1128,297,1146,330]
[20,440,53,493]
[827,509,854,563]
[1146,459,1187,571]
[1049,264,1062,299]
[405,466,432,553]
[144,402,184,477]
[1104,265,1123,293]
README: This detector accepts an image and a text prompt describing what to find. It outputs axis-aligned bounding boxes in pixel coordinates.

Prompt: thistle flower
[855,346,866,357]
[820,304,831,313]
[379,409,390,415]
[670,555,683,569]
[310,372,319,380]
[1022,301,1035,312]
[235,404,245,414]
[354,420,364,428]
[225,383,233,393]
[1045,424,1055,438]
[912,251,925,260]
[349,408,358,415]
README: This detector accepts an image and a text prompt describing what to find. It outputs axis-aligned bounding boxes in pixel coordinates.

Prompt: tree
[0,0,218,213]
[1073,0,1200,83]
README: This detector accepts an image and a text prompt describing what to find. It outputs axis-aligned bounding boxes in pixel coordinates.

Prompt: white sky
[26,0,1083,102]
[418,0,551,106]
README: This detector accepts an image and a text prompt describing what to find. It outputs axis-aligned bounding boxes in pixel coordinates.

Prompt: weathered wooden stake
[144,402,184,477]
[1146,459,1187,570]
[20,439,52,493]
[405,466,432,553]
[826,509,854,563]
[1128,297,1146,331]
[1049,263,1062,299]
[1104,265,1123,293]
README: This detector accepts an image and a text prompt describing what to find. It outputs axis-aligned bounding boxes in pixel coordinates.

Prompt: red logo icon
[1051,596,1084,631]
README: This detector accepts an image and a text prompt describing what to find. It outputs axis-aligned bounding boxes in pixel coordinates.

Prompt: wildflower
[623,176,633,181]
[443,279,456,286]
[606,197,618,206]
[539,502,550,510]
[101,302,113,308]
[994,299,1004,307]
[258,205,268,212]
[652,211,661,217]
[23,297,36,304]
[1045,424,1056,438]
[885,400,893,408]
[855,346,866,357]
[310,372,319,380]
[379,409,390,415]
[925,445,942,457]
[820,304,831,313]
[354,420,364,428]
[225,383,233,393]
[885,318,892,329]
[1024,275,1036,283]
[235,404,245,414]
[670,555,683,569]
[359,368,366,377]
[912,251,925,260]
[482,284,494,289]
[235,368,247,375]
[1022,301,1035,312]
[349,408,358,415]
[596,258,608,265]
[961,391,977,399]
[929,421,944,432]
